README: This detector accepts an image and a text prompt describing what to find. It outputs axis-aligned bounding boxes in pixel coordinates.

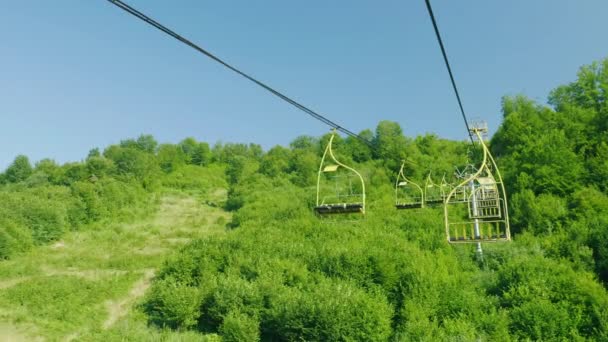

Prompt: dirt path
[0,322,43,342]
[0,191,229,341]
[103,269,155,329]
[0,277,32,290]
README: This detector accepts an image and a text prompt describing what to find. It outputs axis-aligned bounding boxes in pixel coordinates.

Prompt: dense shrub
[263,280,393,341]
[0,221,33,259]
[219,310,260,342]
[146,276,206,329]
[161,164,227,194]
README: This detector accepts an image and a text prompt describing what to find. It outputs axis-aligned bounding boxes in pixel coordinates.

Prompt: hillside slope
[0,191,229,341]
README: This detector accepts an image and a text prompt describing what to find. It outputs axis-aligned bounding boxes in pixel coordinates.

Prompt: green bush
[0,221,33,259]
[219,310,260,342]
[263,279,393,341]
[161,164,227,193]
[145,276,206,329]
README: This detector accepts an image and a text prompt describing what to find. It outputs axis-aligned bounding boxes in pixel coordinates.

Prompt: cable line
[105,0,373,147]
[423,0,474,143]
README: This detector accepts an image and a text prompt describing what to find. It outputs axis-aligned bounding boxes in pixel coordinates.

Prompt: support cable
[106,0,374,147]
[424,0,474,143]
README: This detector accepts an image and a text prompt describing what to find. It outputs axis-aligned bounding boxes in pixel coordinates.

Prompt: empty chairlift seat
[315,131,366,215]
[443,125,511,244]
[424,173,450,206]
[395,161,424,209]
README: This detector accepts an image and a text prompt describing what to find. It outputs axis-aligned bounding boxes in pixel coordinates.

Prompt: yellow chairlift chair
[424,172,450,206]
[395,160,424,209]
[443,124,511,243]
[315,131,366,215]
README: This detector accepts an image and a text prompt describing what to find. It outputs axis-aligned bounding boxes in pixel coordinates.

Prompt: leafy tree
[289,135,318,152]
[260,146,291,178]
[344,129,373,163]
[157,144,186,173]
[289,149,318,187]
[372,120,409,171]
[34,159,64,185]
[85,156,114,178]
[87,148,101,159]
[4,155,33,183]
[179,138,211,166]
[120,134,158,153]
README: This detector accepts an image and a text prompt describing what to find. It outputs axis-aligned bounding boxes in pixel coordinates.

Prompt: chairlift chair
[395,161,424,209]
[424,172,450,206]
[443,126,511,243]
[315,131,366,215]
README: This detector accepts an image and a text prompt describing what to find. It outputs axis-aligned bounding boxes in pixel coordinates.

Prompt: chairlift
[315,130,366,215]
[395,161,424,209]
[443,124,511,243]
[448,165,476,203]
[424,172,450,206]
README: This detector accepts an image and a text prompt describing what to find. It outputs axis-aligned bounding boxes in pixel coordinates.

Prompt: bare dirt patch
[103,269,155,329]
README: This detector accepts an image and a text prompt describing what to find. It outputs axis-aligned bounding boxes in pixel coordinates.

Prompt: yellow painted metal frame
[443,129,511,243]
[424,172,450,205]
[395,161,425,209]
[315,131,366,214]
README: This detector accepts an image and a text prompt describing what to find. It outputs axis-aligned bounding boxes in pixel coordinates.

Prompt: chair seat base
[425,199,444,206]
[315,203,364,215]
[396,203,423,210]
[449,234,508,243]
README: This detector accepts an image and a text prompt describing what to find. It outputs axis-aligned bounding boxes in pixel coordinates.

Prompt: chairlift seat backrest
[323,164,339,172]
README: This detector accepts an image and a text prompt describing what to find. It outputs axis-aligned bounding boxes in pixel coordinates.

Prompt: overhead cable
[105,0,373,147]
[423,0,474,143]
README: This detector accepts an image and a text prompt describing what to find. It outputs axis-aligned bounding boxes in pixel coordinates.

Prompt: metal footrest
[315,203,364,214]
[396,203,423,210]
[449,234,508,243]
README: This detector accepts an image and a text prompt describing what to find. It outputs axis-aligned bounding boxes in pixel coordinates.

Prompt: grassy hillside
[0,58,607,341]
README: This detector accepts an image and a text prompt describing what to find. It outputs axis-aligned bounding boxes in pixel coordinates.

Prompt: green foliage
[491,254,608,340]
[86,155,115,178]
[260,146,291,178]
[180,137,212,166]
[4,155,33,183]
[161,164,227,194]
[0,274,138,335]
[157,144,187,173]
[0,135,170,259]
[34,158,63,184]
[345,129,374,163]
[372,120,409,171]
[146,276,205,329]
[121,134,159,153]
[263,279,392,341]
[0,221,33,259]
[146,59,608,339]
[219,310,260,342]
[0,187,71,244]
[510,190,568,234]
[104,145,161,189]
[3,57,608,341]
[493,57,608,287]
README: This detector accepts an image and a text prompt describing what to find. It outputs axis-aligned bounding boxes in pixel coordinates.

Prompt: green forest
[0,58,607,341]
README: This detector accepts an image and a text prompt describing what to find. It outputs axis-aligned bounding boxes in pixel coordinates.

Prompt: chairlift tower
[470,121,487,257]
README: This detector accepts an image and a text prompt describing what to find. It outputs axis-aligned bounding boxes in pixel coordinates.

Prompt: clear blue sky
[1,1,606,169]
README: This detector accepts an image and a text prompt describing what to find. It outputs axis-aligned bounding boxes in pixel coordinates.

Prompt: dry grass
[0,190,230,340]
